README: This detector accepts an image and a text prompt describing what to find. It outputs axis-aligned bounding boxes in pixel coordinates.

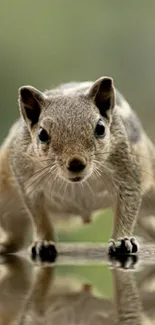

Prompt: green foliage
[56,264,113,298]
[58,210,113,242]
[1,0,155,141]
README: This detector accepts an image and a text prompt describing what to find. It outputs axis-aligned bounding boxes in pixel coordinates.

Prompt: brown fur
[0,76,155,253]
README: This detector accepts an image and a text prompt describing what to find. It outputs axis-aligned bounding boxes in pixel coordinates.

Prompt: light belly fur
[43,173,116,219]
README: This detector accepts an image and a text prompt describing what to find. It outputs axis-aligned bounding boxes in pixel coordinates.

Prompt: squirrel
[0,76,155,259]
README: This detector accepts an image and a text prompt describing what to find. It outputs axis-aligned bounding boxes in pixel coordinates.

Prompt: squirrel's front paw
[108,237,138,256]
[30,240,57,262]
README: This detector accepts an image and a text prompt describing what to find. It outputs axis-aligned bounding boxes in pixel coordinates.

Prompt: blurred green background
[1,0,155,245]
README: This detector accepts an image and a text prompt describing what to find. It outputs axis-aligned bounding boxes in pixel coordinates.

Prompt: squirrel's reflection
[0,256,153,324]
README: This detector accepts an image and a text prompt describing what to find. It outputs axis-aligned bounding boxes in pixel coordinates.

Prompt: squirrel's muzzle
[67,157,86,173]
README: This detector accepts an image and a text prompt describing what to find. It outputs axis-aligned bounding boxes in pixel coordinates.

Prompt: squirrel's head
[18,77,115,183]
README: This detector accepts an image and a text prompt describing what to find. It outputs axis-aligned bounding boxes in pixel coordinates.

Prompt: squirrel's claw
[30,240,57,262]
[108,237,138,256]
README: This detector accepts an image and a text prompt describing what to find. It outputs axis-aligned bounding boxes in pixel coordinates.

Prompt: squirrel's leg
[30,212,57,262]
[108,180,142,255]
[0,191,31,254]
[26,195,57,261]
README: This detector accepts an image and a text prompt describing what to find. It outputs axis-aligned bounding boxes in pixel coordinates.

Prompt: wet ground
[0,243,155,324]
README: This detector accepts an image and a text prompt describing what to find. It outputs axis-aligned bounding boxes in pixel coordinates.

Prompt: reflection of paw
[109,254,138,270]
[108,237,138,256]
[30,241,57,262]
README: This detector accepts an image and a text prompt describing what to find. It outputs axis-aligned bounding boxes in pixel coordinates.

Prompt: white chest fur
[44,173,116,218]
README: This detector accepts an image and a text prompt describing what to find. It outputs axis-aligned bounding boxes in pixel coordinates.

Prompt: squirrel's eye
[38,127,49,143]
[95,119,105,138]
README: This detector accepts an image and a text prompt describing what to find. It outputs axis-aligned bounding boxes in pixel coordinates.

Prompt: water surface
[0,246,154,324]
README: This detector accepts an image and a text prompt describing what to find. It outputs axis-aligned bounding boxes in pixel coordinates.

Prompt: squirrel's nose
[67,158,86,173]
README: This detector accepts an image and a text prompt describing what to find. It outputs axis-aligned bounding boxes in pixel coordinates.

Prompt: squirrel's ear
[87,77,115,118]
[18,86,46,127]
